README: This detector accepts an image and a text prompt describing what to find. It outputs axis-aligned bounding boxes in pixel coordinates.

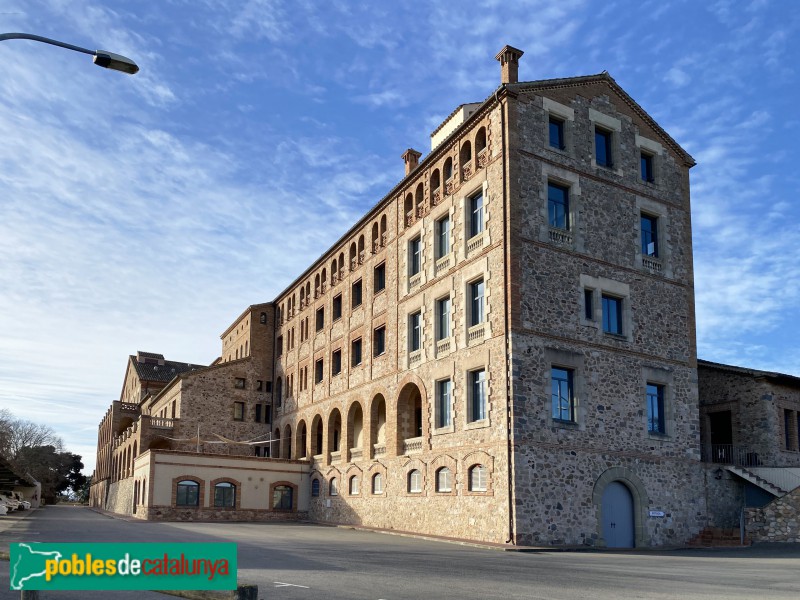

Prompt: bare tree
[0,409,63,460]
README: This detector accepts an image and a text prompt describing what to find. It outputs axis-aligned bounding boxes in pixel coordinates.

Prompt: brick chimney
[495,45,524,84]
[402,148,422,176]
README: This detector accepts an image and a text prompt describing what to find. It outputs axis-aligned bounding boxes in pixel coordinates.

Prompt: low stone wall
[139,506,308,522]
[746,486,800,542]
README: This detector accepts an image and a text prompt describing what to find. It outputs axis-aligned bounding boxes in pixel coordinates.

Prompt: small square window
[469,191,484,239]
[316,307,324,331]
[409,311,421,352]
[602,295,623,335]
[373,326,386,356]
[332,349,342,376]
[315,359,323,384]
[436,216,450,259]
[352,280,363,308]
[374,263,386,293]
[549,116,565,150]
[332,294,342,321]
[409,237,421,276]
[647,383,666,434]
[234,378,246,390]
[547,183,569,230]
[641,214,659,258]
[233,401,245,421]
[595,127,613,167]
[551,367,575,422]
[641,152,654,183]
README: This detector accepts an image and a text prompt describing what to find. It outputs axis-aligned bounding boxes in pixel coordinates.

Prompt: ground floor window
[372,473,383,494]
[272,485,293,510]
[468,465,487,492]
[176,480,199,506]
[214,482,235,508]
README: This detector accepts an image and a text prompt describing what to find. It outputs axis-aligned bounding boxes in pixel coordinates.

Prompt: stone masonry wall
[105,478,134,516]
[506,83,701,546]
[273,101,513,544]
[746,485,800,542]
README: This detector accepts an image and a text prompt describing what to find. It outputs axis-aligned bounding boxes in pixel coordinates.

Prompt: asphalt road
[2,506,800,599]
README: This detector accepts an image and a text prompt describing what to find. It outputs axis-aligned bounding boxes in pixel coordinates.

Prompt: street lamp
[0,32,139,74]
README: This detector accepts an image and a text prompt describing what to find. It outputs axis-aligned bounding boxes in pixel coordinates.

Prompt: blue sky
[1,0,798,473]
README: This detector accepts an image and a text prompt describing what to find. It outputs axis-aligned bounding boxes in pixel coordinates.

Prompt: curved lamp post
[0,32,139,74]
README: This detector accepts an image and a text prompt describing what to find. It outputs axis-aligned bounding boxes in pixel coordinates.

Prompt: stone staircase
[687,527,750,547]
[727,466,790,497]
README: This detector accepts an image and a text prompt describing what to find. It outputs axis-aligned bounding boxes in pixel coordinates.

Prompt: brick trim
[171,475,205,508]
[209,477,242,510]
[269,480,298,512]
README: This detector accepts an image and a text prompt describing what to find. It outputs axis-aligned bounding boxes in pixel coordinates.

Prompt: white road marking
[274,581,310,588]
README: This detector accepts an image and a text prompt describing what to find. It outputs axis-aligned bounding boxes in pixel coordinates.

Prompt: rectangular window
[373,325,386,356]
[551,367,575,422]
[409,237,421,275]
[374,263,386,293]
[256,380,263,392]
[470,279,485,327]
[641,214,659,257]
[584,289,594,320]
[469,191,484,238]
[332,349,342,376]
[641,152,654,182]
[265,381,272,393]
[255,403,262,423]
[547,183,569,230]
[234,378,246,389]
[436,215,450,258]
[332,294,342,321]
[265,404,272,425]
[352,279,363,308]
[647,383,666,434]
[316,307,324,331]
[437,379,452,428]
[602,295,623,335]
[233,401,245,421]
[409,311,422,352]
[351,338,363,366]
[436,297,451,340]
[315,358,323,384]
[785,409,793,450]
[276,337,283,356]
[469,369,487,422]
[595,127,613,167]
[549,116,565,149]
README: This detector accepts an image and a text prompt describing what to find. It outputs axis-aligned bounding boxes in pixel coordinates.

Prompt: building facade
[91,45,799,547]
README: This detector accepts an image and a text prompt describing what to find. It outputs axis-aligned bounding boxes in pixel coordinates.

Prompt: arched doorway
[601,481,635,548]
[396,383,424,455]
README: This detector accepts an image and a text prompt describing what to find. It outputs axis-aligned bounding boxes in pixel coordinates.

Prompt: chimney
[495,45,524,84]
[402,148,422,176]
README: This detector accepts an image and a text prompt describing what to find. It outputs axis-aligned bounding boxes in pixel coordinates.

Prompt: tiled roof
[130,354,205,383]
[698,359,800,388]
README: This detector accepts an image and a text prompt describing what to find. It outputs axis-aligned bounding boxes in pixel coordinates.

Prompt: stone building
[90,45,798,547]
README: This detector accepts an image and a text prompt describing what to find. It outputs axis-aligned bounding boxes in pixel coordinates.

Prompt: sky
[1,0,799,474]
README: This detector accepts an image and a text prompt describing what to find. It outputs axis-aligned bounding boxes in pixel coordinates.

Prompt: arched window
[430,169,441,205]
[314,273,321,298]
[272,485,293,510]
[380,215,387,246]
[404,193,413,225]
[476,127,487,156]
[349,475,360,495]
[469,465,487,492]
[444,157,453,181]
[176,480,199,507]
[311,478,320,497]
[371,222,379,253]
[414,183,424,217]
[331,258,338,284]
[329,477,339,496]
[357,235,365,263]
[461,140,472,164]
[321,268,327,293]
[275,377,282,408]
[436,467,452,493]
[260,312,267,324]
[338,253,345,279]
[214,482,235,507]
[299,287,305,308]
[408,469,422,493]
[372,472,383,494]
[349,243,357,270]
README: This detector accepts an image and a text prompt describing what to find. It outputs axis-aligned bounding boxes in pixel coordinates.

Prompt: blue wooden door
[602,481,634,548]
